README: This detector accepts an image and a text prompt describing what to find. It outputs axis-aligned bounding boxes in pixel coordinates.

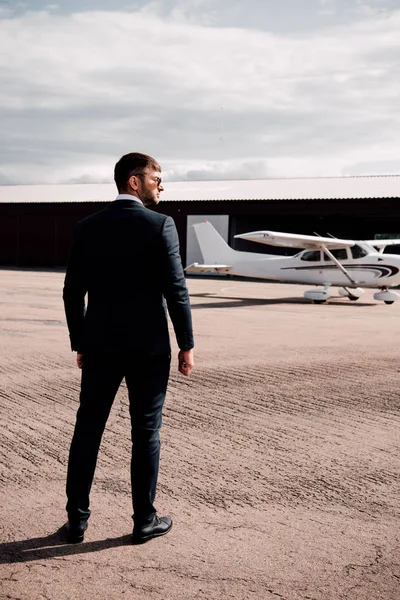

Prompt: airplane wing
[365,239,400,248]
[234,230,355,250]
[185,262,233,274]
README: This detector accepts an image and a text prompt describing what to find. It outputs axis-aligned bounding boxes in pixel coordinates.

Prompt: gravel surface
[0,269,399,600]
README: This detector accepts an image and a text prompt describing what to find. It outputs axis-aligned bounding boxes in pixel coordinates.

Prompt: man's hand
[178,349,194,377]
[77,353,84,369]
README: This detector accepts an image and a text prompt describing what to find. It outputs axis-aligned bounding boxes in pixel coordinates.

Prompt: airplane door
[322,248,351,285]
[296,249,324,283]
[345,244,378,284]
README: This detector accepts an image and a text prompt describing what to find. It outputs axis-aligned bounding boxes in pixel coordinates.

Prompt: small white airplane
[186,221,400,304]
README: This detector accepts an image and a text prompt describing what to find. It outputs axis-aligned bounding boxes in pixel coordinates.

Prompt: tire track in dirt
[162,357,400,517]
[1,351,399,517]
[1,272,400,599]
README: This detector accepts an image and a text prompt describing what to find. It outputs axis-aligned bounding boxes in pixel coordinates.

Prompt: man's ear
[128,175,139,191]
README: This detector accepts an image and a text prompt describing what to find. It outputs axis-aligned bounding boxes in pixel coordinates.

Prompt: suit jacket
[63,199,194,355]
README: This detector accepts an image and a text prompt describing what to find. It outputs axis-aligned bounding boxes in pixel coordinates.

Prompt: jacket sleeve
[62,222,87,352]
[160,216,194,351]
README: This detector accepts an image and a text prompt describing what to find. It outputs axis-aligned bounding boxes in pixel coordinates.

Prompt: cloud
[342,159,400,176]
[0,5,400,183]
[318,0,336,16]
[165,159,269,181]
[0,169,12,185]
[64,173,113,184]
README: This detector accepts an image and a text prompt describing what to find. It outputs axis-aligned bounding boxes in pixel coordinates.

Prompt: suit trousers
[66,352,171,526]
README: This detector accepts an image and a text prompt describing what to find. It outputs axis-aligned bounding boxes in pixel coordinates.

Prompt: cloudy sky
[1,0,400,184]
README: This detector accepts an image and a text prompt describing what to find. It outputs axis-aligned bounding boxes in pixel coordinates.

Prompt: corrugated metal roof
[0,175,400,204]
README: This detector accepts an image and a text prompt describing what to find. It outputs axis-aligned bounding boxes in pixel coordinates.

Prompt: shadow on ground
[0,528,133,564]
[189,293,376,309]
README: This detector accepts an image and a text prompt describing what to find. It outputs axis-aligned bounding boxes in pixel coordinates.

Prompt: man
[63,152,194,544]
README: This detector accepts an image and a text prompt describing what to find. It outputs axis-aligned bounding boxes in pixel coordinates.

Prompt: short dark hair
[114,152,161,192]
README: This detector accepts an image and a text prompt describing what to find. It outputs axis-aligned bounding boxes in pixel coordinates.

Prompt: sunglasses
[134,173,162,187]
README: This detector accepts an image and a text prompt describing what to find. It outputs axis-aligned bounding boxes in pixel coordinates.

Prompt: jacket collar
[113,193,143,206]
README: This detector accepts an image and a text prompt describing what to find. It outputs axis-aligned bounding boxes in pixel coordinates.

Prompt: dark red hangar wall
[1,197,400,267]
[0,202,190,268]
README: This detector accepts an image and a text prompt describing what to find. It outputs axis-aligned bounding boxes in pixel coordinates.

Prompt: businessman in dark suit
[63,152,194,544]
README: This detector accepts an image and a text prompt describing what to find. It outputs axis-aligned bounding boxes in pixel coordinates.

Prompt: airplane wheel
[348,295,359,301]
[384,301,394,305]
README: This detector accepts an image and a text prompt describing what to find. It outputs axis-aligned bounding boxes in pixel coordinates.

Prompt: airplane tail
[192,221,237,264]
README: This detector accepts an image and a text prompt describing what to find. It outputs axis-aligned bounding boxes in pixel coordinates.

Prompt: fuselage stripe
[281,264,399,278]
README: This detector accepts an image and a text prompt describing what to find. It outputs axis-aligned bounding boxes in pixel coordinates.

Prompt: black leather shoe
[132,515,172,544]
[64,521,88,544]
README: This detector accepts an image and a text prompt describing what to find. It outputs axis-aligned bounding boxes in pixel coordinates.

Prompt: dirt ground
[0,269,399,600]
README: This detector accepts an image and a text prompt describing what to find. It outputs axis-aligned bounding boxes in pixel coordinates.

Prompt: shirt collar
[115,193,143,206]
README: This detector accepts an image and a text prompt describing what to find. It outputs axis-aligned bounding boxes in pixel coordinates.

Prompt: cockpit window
[324,248,348,261]
[300,250,321,261]
[351,244,368,259]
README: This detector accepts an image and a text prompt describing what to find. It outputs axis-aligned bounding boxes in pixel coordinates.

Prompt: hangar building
[0,175,399,268]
